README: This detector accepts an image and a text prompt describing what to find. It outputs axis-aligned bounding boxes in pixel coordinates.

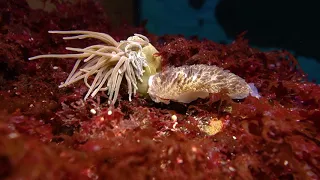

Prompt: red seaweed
[0,0,319,179]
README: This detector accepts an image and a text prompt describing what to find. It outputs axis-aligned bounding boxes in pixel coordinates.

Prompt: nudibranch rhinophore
[29,30,161,105]
[147,64,260,104]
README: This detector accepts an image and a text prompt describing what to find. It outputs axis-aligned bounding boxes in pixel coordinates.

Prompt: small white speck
[191,146,197,152]
[160,163,166,169]
[284,160,288,166]
[90,109,96,115]
[107,110,112,115]
[272,148,278,152]
[232,136,237,140]
[29,104,34,108]
[8,133,19,139]
[229,166,236,172]
[171,114,177,121]
[53,66,58,70]
[168,147,174,155]
[93,145,101,151]
[220,161,227,165]
[172,121,178,129]
[176,157,183,164]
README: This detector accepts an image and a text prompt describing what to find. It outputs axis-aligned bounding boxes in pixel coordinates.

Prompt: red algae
[0,0,320,179]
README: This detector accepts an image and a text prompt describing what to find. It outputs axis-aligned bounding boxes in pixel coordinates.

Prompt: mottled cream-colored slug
[147,64,260,104]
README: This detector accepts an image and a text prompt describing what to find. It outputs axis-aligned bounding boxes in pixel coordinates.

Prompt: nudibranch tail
[248,83,261,99]
[147,64,256,104]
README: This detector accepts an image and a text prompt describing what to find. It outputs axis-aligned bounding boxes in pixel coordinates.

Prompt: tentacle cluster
[29,30,151,105]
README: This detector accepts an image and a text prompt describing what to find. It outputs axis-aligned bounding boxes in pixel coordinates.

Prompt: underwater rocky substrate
[0,0,320,179]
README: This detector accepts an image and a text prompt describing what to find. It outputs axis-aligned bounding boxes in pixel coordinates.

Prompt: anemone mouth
[29,30,150,105]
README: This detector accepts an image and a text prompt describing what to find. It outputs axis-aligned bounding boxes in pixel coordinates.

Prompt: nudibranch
[29,30,161,105]
[147,64,260,104]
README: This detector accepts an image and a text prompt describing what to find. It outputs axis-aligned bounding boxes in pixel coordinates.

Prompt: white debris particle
[107,110,112,115]
[272,148,278,152]
[168,147,174,155]
[232,136,237,140]
[191,146,197,152]
[160,163,166,169]
[93,145,101,151]
[8,133,19,139]
[284,160,289,166]
[176,157,183,164]
[172,122,178,129]
[229,166,236,172]
[90,109,97,114]
[53,66,58,70]
[171,114,177,121]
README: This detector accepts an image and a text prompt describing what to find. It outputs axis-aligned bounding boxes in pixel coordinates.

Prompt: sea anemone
[147,64,260,104]
[29,30,161,105]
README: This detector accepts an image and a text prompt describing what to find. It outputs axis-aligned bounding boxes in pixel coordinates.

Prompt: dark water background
[27,0,320,83]
[137,0,320,83]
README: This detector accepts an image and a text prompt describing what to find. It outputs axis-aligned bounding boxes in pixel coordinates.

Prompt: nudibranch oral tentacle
[29,30,161,105]
[147,64,260,104]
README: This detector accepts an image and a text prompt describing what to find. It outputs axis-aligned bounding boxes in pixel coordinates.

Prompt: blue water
[140,0,320,83]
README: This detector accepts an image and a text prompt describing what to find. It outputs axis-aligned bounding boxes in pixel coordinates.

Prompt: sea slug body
[147,64,260,104]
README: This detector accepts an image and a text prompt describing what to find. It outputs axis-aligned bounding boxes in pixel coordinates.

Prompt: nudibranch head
[147,64,257,104]
[29,30,161,105]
